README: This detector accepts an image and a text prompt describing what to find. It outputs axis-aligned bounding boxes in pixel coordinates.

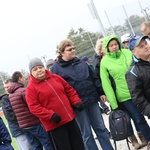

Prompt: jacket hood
[28,70,52,84]
[8,82,24,94]
[103,35,122,54]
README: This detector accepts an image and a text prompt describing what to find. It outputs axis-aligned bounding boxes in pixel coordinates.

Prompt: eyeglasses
[65,47,76,52]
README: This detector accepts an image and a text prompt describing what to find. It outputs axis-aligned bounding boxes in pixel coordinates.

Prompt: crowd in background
[0,21,150,150]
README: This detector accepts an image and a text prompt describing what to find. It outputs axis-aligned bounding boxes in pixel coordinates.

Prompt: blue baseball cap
[128,35,148,51]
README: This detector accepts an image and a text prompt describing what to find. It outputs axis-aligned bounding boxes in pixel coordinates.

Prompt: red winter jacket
[26,71,82,131]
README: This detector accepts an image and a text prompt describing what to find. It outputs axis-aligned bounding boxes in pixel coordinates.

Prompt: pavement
[0,106,149,150]
[95,109,150,150]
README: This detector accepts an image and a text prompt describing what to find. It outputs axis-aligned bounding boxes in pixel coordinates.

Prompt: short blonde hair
[57,39,74,55]
[140,21,150,36]
[95,38,104,56]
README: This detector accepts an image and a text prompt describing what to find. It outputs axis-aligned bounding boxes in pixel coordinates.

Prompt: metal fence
[74,0,150,59]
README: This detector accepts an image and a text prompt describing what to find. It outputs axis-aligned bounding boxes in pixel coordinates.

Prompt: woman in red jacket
[26,57,84,150]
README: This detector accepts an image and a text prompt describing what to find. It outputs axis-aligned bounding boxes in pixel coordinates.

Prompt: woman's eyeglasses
[65,47,76,52]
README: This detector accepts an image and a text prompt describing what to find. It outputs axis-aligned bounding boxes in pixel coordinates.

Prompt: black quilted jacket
[126,56,150,116]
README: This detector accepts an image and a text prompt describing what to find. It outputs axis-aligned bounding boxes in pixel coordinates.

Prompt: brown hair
[57,39,74,55]
[4,79,12,84]
[140,21,150,36]
[12,71,23,82]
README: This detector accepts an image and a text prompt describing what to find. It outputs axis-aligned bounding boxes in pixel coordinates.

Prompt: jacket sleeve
[1,95,17,122]
[56,75,82,106]
[0,117,12,145]
[21,88,27,102]
[100,61,118,110]
[51,62,59,74]
[126,71,150,116]
[88,64,104,96]
[93,55,101,77]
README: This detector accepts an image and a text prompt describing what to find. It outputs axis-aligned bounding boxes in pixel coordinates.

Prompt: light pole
[88,0,106,37]
[104,10,115,35]
[138,0,150,21]
[86,32,95,50]
[142,7,150,20]
[122,5,135,35]
[138,0,147,21]
[41,55,47,64]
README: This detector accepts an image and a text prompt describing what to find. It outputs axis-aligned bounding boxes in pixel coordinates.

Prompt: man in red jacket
[26,57,84,150]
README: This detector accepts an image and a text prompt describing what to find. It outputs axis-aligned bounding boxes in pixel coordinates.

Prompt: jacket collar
[58,56,80,67]
[29,70,52,84]
[107,50,121,58]
[132,55,150,65]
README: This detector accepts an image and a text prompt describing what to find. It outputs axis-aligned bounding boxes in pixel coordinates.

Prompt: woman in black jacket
[93,38,111,115]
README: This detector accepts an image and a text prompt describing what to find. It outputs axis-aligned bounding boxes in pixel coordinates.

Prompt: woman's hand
[100,95,108,103]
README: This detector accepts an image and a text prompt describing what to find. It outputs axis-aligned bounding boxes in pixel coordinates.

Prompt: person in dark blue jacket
[0,116,14,150]
[51,39,114,150]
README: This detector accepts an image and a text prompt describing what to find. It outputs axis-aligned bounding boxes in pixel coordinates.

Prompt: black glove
[51,113,61,124]
[76,102,84,111]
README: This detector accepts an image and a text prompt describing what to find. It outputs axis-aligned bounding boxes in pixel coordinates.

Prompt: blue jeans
[123,109,140,136]
[75,101,114,150]
[16,134,32,150]
[23,124,53,150]
[123,100,150,142]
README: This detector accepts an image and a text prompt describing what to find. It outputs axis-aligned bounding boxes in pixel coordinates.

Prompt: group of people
[0,21,150,150]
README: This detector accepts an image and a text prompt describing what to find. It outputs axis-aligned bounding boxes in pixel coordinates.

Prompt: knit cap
[46,59,54,69]
[29,57,44,72]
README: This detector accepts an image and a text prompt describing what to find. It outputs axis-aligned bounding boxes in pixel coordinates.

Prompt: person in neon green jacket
[100,35,150,149]
[100,35,132,109]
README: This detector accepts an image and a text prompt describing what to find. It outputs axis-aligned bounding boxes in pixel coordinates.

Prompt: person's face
[133,39,150,61]
[108,40,119,52]
[61,46,76,61]
[4,82,11,94]
[123,41,129,49]
[31,66,46,80]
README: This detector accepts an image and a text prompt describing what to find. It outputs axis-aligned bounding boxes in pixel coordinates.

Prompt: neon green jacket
[100,35,132,109]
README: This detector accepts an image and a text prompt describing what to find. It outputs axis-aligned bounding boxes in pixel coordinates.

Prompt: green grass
[1,115,19,150]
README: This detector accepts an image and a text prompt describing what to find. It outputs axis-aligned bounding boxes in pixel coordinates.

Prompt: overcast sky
[0,0,149,75]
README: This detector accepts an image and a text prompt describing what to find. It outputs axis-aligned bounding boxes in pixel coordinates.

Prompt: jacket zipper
[45,80,73,120]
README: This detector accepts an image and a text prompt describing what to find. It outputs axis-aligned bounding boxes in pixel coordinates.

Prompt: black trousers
[49,119,84,150]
